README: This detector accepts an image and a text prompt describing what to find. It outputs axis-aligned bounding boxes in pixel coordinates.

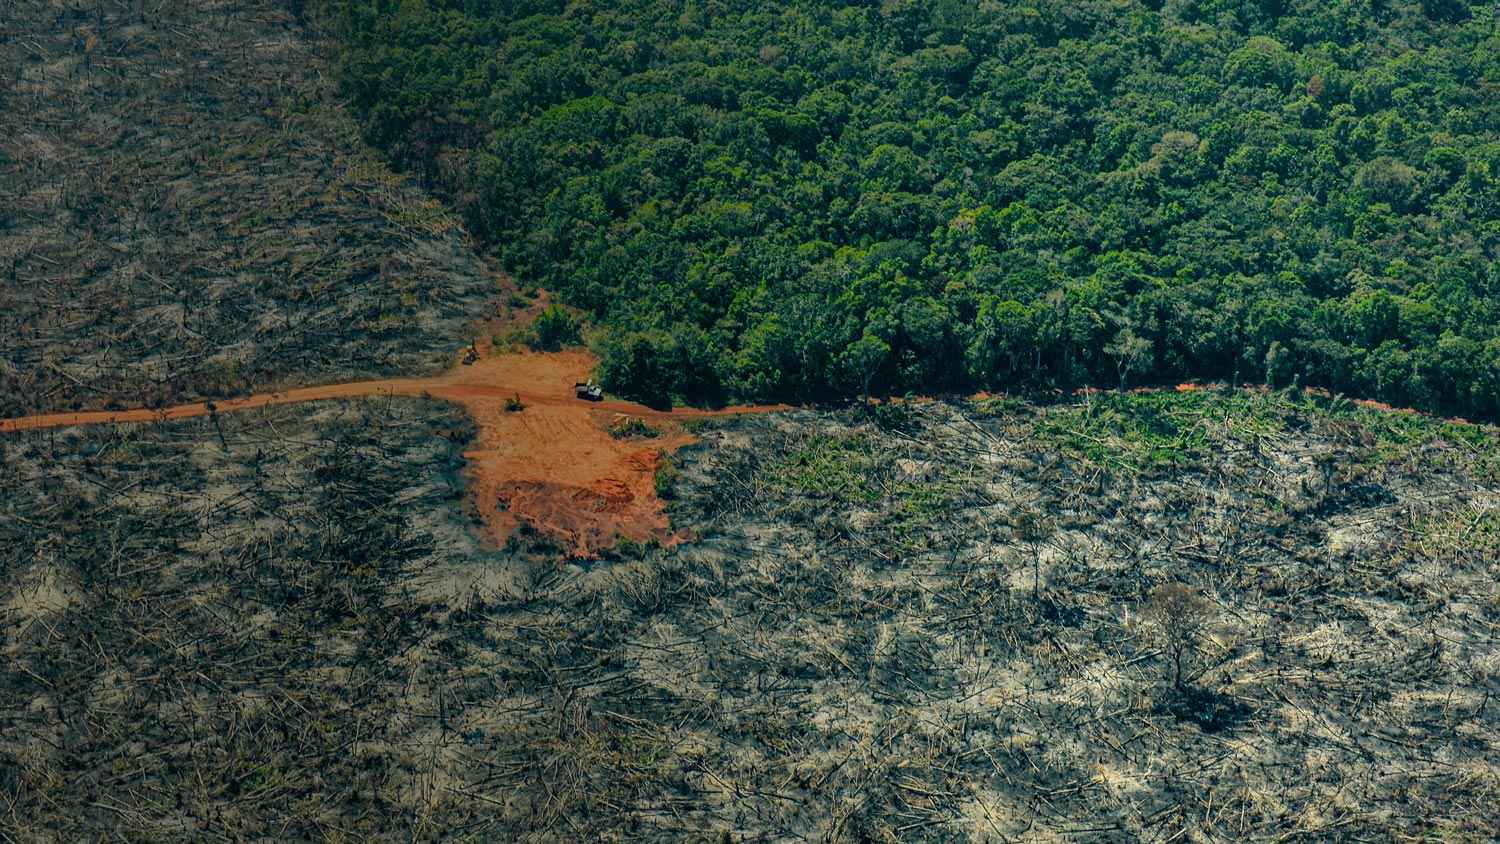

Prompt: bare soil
[1,348,787,556]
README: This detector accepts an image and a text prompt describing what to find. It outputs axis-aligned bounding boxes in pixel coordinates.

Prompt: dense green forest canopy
[327,0,1500,414]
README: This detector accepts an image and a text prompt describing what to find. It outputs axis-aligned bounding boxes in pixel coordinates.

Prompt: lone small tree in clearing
[1009,508,1054,601]
[1144,582,1212,690]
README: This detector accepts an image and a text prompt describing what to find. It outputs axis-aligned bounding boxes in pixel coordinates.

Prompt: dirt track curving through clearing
[0,350,786,556]
[8,352,1480,556]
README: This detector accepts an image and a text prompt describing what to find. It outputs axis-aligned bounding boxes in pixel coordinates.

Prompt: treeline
[324,0,1500,416]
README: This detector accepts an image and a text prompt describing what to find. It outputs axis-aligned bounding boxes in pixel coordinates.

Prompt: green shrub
[609,417,660,439]
[530,305,581,352]
[653,460,679,500]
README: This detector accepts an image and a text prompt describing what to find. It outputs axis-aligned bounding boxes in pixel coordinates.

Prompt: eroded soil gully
[0,350,786,557]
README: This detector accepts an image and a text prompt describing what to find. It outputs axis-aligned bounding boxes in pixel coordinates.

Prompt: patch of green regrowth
[489,325,532,354]
[1410,506,1500,558]
[1038,392,1215,472]
[767,433,884,505]
[1289,389,1500,471]
[608,536,657,561]
[882,476,966,537]
[653,460,679,500]
[763,429,970,543]
[1210,388,1295,440]
[609,417,660,439]
[867,399,919,433]
[970,395,1027,418]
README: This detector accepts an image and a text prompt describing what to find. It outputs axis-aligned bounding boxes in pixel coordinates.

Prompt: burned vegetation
[2,388,1498,840]
[401,389,1496,841]
[0,399,513,839]
[0,0,493,417]
[650,392,1500,840]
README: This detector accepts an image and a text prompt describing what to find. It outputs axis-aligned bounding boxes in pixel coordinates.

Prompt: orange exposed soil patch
[0,349,785,557]
[15,351,1469,557]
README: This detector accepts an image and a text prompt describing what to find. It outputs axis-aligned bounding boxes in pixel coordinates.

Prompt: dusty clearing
[0,349,785,556]
[9,389,1497,841]
[0,0,493,417]
[465,390,1500,841]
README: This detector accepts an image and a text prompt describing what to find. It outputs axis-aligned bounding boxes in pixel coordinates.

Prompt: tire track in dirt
[0,350,787,556]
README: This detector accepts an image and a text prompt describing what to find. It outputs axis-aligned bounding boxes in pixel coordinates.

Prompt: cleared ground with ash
[0,399,519,839]
[453,389,1499,841]
[3,390,1499,839]
[0,0,493,416]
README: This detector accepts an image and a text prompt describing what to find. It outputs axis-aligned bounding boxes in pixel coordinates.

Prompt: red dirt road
[7,354,1478,555]
[0,350,786,556]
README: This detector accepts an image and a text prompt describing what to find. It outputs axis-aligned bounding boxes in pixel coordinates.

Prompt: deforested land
[5,387,1499,840]
[3,1,1500,841]
[0,0,494,418]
